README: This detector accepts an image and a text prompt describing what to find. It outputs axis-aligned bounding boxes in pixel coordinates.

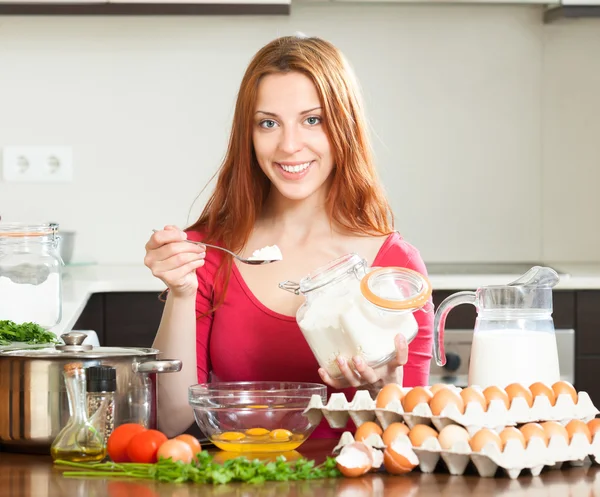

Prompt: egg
[376,383,405,409]
[504,383,534,408]
[429,388,466,416]
[540,421,569,443]
[354,421,383,442]
[157,439,194,464]
[335,442,375,478]
[469,428,502,453]
[383,439,419,474]
[529,382,556,406]
[429,383,452,395]
[437,424,470,450]
[519,423,548,446]
[565,419,592,443]
[459,387,488,411]
[482,386,510,409]
[382,423,410,447]
[499,427,526,450]
[408,424,438,447]
[401,387,433,413]
[552,381,578,404]
[588,418,600,437]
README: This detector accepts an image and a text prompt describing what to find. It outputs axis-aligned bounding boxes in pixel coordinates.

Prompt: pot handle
[132,360,182,374]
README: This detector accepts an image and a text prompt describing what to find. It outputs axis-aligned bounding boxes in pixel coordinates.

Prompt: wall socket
[1,146,73,183]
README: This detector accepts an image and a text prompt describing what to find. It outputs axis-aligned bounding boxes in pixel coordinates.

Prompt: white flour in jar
[298,282,418,378]
[0,273,61,327]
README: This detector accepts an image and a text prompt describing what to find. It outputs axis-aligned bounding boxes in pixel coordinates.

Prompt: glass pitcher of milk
[433,266,561,389]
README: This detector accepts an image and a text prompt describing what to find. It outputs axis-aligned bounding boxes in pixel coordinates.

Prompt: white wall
[0,4,597,265]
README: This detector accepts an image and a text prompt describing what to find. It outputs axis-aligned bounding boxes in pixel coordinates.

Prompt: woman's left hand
[318,334,409,393]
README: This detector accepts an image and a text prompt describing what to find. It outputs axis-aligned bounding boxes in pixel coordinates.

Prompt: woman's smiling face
[252,71,334,202]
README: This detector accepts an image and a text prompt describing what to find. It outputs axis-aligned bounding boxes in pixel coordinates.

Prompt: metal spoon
[151,230,280,265]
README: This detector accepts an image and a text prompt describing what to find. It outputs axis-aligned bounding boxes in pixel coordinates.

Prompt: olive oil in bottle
[50,362,106,462]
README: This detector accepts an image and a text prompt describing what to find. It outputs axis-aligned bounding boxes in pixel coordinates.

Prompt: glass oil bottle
[50,362,106,462]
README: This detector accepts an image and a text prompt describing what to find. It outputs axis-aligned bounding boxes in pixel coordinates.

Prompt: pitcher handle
[433,291,476,367]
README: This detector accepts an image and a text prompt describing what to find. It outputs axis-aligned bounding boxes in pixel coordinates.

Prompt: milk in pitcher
[468,329,561,389]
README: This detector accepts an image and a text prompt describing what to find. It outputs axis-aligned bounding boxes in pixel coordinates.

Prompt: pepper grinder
[86,365,117,447]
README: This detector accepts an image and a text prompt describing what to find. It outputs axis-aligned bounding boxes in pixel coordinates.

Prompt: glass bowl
[188,381,327,452]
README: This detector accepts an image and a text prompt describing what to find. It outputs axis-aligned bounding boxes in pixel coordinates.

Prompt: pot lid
[360,266,433,311]
[0,331,158,359]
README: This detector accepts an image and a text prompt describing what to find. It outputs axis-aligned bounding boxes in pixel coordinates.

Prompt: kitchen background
[0,3,598,265]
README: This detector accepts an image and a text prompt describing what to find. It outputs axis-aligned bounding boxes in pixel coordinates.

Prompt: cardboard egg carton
[304,386,599,432]
[332,430,600,479]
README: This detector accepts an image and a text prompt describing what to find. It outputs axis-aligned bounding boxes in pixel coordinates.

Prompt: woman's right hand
[144,225,206,298]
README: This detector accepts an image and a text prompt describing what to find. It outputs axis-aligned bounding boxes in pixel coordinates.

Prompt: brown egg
[354,421,383,442]
[460,387,488,411]
[469,428,502,453]
[482,386,510,409]
[383,443,419,475]
[376,383,405,409]
[382,423,410,447]
[588,418,600,437]
[429,388,466,416]
[520,422,548,446]
[408,424,438,447]
[429,383,452,395]
[499,427,526,450]
[540,421,569,443]
[401,386,433,413]
[565,419,592,443]
[437,424,471,450]
[552,381,578,404]
[505,383,534,408]
[529,382,556,406]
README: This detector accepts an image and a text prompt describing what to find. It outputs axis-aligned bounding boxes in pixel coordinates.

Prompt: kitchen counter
[3,439,600,496]
[56,262,600,337]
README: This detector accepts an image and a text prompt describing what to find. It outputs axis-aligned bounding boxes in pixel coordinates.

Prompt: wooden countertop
[2,439,600,496]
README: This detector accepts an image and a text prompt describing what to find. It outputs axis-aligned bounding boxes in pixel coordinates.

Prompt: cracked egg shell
[402,386,433,413]
[382,423,410,447]
[354,421,383,442]
[336,442,374,478]
[376,383,405,409]
[429,387,465,416]
[383,441,419,475]
[552,381,578,404]
[408,424,438,447]
[505,383,534,408]
[529,382,556,406]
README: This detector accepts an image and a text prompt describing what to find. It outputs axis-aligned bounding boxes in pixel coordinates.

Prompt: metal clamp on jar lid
[56,331,94,352]
[360,267,433,312]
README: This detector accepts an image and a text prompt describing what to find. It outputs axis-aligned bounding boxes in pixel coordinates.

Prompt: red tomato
[127,429,168,463]
[174,434,202,457]
[157,439,194,464]
[107,423,147,463]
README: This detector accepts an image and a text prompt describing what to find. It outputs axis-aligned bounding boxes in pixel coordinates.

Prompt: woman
[144,34,433,438]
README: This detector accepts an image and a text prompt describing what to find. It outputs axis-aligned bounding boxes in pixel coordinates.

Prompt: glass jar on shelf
[0,222,63,329]
[279,253,433,379]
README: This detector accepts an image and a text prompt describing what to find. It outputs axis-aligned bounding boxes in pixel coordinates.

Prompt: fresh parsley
[55,452,342,485]
[0,320,58,346]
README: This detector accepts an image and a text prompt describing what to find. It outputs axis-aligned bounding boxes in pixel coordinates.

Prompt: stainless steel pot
[0,332,182,453]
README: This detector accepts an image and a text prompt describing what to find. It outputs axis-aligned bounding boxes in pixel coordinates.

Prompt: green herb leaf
[54,453,342,485]
[0,320,58,345]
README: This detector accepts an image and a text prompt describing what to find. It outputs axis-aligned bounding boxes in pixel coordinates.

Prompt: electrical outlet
[1,146,73,183]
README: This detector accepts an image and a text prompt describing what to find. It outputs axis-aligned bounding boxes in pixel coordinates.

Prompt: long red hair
[187,35,394,308]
